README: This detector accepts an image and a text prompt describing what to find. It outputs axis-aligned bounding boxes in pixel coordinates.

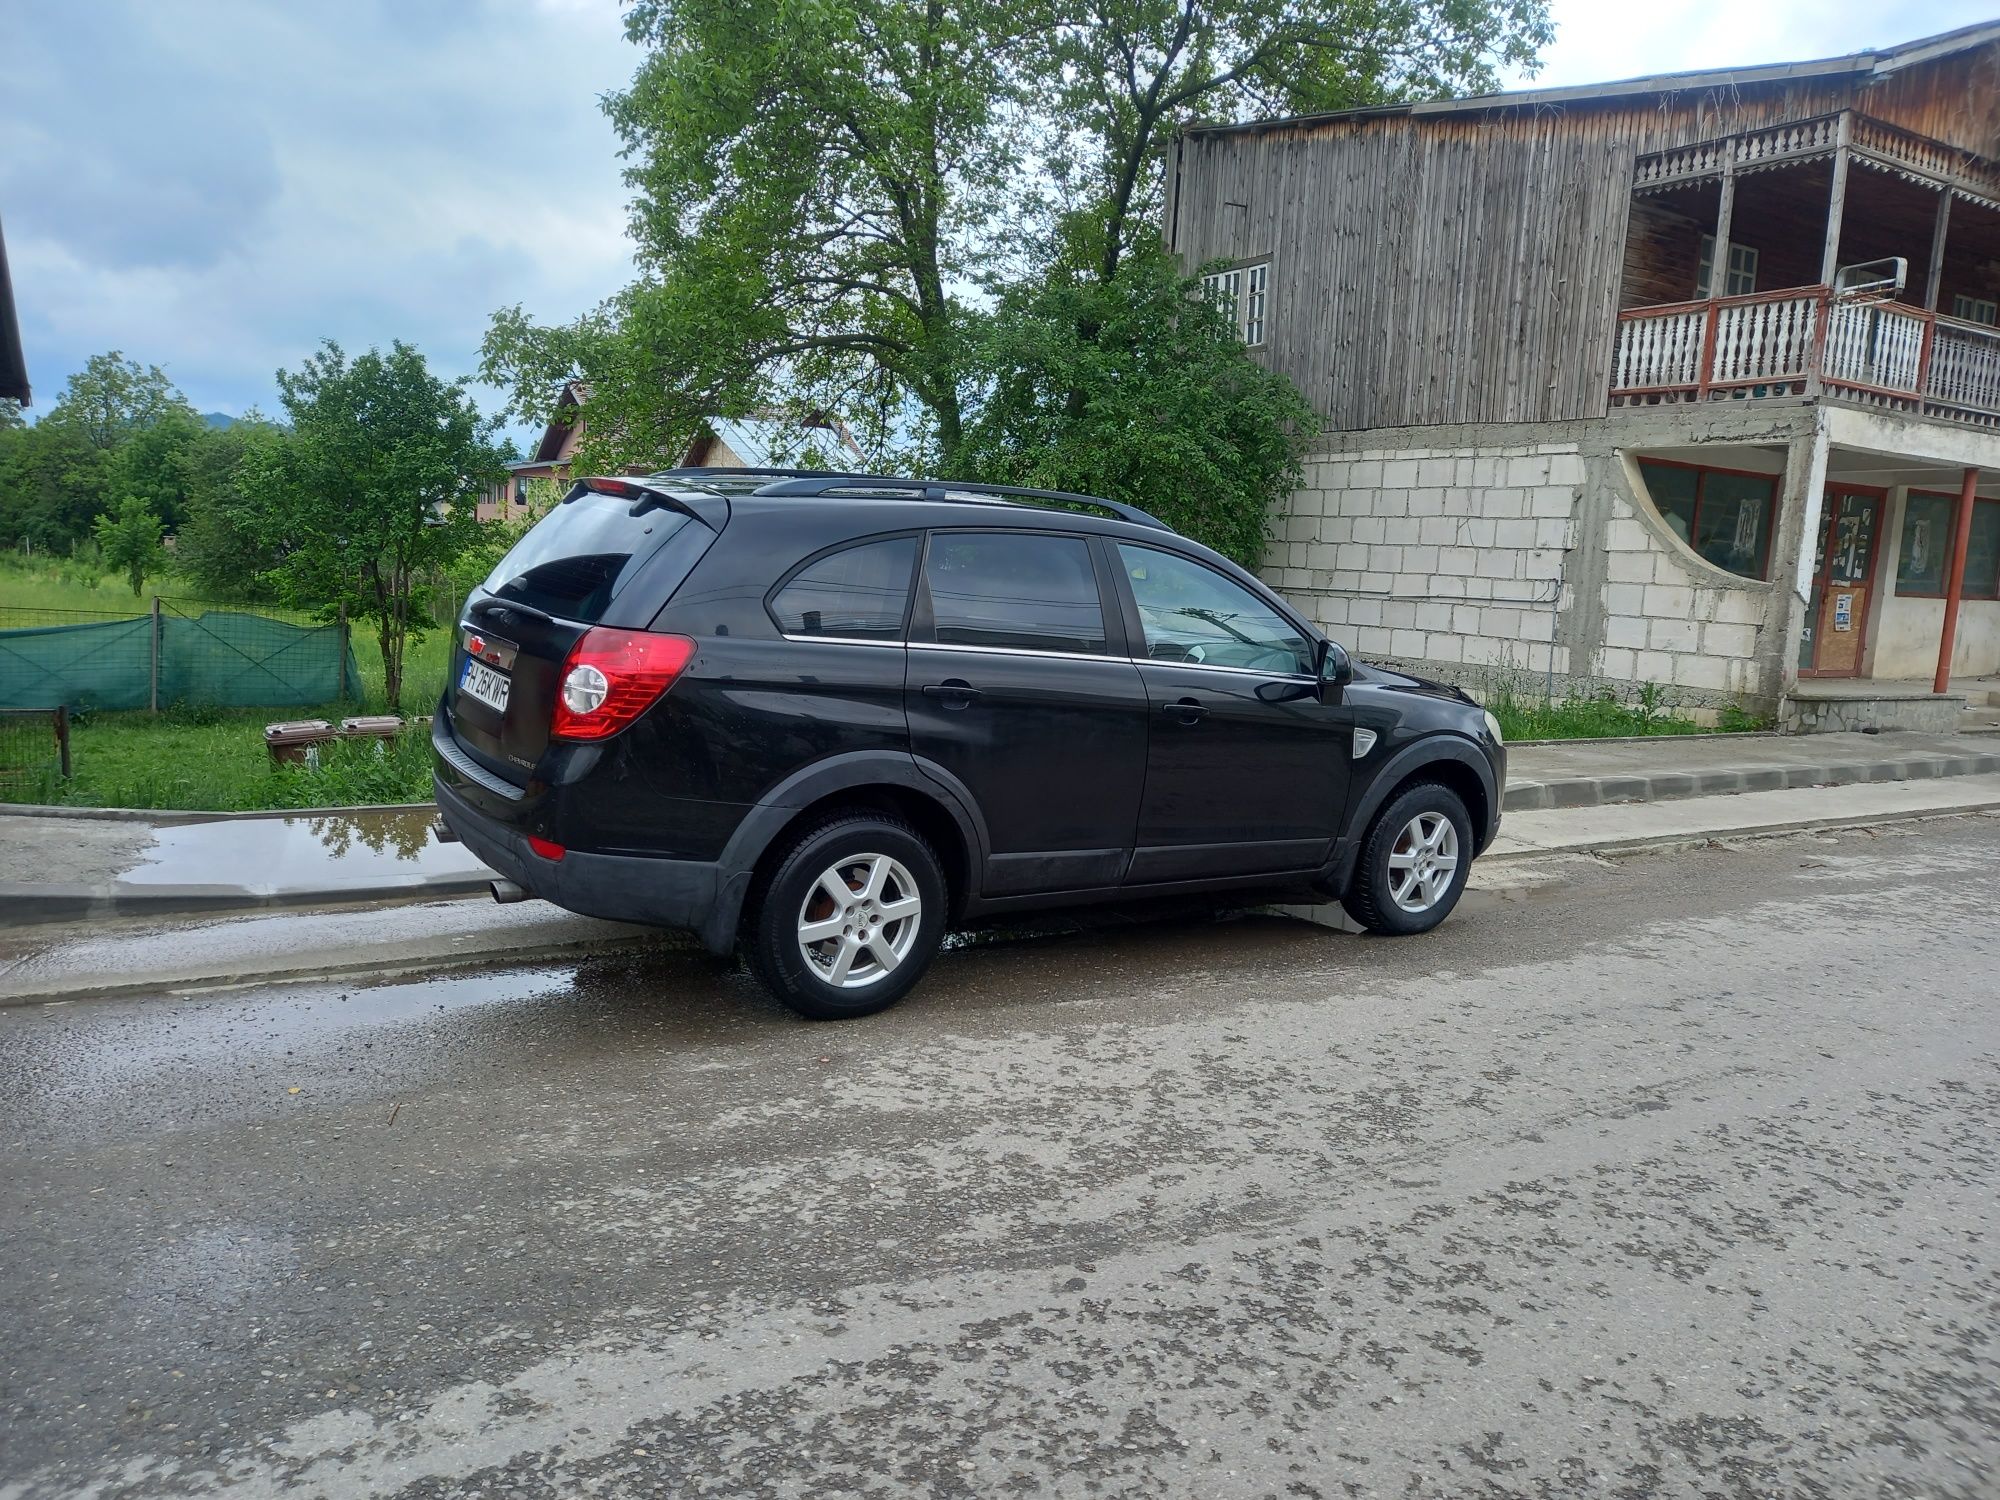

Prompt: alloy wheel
[795,853,923,989]
[1387,812,1458,913]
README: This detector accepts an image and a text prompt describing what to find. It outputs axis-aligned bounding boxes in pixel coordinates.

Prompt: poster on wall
[1834,592,1854,631]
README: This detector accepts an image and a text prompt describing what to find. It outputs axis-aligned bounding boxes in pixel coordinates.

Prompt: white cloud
[1512,0,1998,89]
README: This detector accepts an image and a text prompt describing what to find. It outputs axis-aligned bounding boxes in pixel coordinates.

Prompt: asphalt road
[2,815,1997,1499]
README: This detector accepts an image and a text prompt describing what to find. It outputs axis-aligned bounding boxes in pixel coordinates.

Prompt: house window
[1969,502,2000,599]
[1899,491,2000,598]
[1243,263,1268,346]
[1696,236,1758,298]
[1950,293,1998,327]
[1201,261,1270,344]
[1897,491,1955,594]
[1637,459,1778,580]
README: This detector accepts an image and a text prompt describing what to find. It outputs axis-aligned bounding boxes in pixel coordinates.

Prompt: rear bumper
[434,775,737,953]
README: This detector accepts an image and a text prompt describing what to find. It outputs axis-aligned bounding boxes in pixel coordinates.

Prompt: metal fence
[0,597,362,712]
[0,706,71,799]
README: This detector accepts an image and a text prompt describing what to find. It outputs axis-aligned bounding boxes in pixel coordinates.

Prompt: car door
[907,529,1148,896]
[1112,542,1353,883]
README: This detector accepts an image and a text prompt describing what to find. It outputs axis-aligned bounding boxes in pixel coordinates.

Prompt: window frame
[1949,293,1998,328]
[1200,258,1273,346]
[1635,457,1781,581]
[1107,540,1321,681]
[1696,235,1759,298]
[909,527,1125,659]
[762,530,923,644]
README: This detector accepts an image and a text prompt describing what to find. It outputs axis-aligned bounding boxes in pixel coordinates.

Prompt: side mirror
[1318,639,1353,701]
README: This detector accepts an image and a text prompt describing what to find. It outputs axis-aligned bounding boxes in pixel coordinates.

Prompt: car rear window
[924,532,1107,654]
[770,536,917,640]
[481,491,694,623]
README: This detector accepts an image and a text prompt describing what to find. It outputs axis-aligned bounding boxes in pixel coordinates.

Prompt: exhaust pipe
[490,878,530,904]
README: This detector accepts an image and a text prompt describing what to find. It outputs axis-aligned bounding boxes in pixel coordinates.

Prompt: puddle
[120,809,491,892]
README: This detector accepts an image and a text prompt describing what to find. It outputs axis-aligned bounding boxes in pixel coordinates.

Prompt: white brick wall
[1269,441,1780,706]
[1593,495,1776,695]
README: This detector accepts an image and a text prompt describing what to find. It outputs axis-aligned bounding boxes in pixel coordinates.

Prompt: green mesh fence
[0,599,361,711]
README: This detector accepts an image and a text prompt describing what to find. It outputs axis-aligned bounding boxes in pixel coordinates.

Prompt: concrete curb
[0,871,495,925]
[1486,797,2000,863]
[1501,749,2000,812]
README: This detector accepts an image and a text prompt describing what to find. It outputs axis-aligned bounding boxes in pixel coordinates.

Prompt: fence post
[149,595,162,713]
[336,603,350,703]
[54,705,71,779]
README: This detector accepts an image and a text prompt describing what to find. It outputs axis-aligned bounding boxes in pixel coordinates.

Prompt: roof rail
[648,466,1172,532]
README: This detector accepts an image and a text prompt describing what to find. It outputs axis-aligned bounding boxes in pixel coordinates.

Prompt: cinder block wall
[1262,407,1817,713]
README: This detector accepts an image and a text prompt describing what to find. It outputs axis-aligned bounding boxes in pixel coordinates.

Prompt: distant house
[1169,21,2000,728]
[475,382,867,522]
[0,211,28,406]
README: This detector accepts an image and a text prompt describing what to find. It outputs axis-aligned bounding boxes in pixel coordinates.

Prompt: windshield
[481,491,693,623]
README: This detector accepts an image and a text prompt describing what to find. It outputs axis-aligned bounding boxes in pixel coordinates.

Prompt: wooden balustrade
[1612,285,2000,426]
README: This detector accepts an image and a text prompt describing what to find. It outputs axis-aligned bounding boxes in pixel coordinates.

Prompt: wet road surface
[2,815,1997,1498]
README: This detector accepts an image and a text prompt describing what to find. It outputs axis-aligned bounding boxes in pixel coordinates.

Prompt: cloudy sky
[2,0,1994,427]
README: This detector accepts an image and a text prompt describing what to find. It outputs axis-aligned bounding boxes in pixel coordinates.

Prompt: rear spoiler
[568,476,729,532]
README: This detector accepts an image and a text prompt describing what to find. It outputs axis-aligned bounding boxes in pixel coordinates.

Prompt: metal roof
[1183,19,2000,140]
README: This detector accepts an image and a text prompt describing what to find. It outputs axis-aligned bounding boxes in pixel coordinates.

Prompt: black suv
[433,469,1506,1019]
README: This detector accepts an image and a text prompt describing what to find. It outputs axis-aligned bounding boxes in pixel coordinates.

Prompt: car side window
[924,532,1108,654]
[1117,544,1314,675]
[769,535,917,640]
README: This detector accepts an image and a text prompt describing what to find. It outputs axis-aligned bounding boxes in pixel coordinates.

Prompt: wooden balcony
[1610,287,2000,429]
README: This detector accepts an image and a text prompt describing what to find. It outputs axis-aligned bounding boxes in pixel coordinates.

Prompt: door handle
[1162,697,1206,724]
[922,679,982,709]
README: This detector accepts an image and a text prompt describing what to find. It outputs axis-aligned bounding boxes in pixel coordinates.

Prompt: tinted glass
[1639,462,1698,545]
[1692,472,1775,579]
[1117,544,1313,675]
[482,491,692,623]
[925,533,1107,654]
[1967,501,2000,600]
[770,536,916,639]
[1897,492,1955,595]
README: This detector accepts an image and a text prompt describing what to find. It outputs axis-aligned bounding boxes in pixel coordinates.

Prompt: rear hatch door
[447,485,708,782]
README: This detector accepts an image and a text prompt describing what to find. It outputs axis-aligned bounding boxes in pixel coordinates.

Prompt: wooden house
[1169,21,2000,728]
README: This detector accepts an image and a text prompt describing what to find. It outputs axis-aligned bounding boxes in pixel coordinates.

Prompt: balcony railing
[1611,286,2000,429]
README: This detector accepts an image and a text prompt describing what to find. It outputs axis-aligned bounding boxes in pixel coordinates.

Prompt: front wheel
[744,813,948,1020]
[1341,782,1473,936]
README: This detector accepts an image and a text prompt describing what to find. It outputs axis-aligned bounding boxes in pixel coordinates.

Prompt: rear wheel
[1341,781,1472,936]
[744,813,948,1020]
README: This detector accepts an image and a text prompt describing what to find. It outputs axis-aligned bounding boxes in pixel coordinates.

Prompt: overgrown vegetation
[1485,684,1771,742]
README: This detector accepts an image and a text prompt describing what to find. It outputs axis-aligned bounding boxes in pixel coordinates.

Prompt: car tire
[1341,781,1473,937]
[743,812,949,1020]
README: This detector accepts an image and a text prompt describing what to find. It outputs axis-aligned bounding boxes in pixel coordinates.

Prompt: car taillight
[550,628,696,741]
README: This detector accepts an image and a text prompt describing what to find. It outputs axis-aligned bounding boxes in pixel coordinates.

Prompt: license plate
[460,658,511,713]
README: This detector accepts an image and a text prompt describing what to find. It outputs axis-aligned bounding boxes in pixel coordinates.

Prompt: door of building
[1799,487,1886,678]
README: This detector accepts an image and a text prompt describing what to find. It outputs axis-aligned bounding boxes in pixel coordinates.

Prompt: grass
[1486,684,1770,741]
[5,703,436,812]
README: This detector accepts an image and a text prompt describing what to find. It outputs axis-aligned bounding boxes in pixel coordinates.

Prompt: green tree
[174,414,287,600]
[954,246,1318,567]
[92,494,168,595]
[485,0,1015,471]
[243,341,505,709]
[42,352,192,453]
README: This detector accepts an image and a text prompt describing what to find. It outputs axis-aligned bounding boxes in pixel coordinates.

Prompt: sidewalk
[6,774,1996,1006]
[2,729,1996,927]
